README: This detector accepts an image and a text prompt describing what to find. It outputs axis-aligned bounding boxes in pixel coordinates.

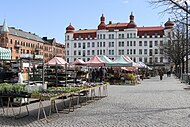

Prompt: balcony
[14,44,22,48]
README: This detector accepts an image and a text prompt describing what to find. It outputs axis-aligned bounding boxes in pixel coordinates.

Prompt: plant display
[0,83,29,97]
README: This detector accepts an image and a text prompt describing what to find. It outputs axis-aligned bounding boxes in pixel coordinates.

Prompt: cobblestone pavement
[1,75,190,127]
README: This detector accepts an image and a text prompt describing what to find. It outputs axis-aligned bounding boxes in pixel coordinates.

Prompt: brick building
[0,19,65,62]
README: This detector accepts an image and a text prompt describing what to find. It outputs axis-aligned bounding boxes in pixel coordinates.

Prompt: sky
[0,0,172,44]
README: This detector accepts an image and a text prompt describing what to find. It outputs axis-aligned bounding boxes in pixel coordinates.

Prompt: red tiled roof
[73,29,97,39]
[137,26,164,31]
[74,29,97,33]
[137,26,164,37]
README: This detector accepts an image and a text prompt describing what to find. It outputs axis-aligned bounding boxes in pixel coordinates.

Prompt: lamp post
[185,1,188,74]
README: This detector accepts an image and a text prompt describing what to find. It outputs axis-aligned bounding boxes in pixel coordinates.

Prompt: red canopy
[72,59,86,65]
[46,57,67,65]
[85,55,105,66]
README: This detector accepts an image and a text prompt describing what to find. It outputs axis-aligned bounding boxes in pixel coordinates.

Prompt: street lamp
[185,1,188,74]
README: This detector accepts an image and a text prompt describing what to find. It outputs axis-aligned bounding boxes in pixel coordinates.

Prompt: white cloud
[123,0,129,4]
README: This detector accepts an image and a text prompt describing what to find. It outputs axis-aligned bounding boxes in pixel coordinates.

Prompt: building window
[103,50,105,55]
[103,34,105,39]
[133,58,136,62]
[109,42,111,47]
[87,50,90,55]
[74,50,76,55]
[92,50,95,55]
[83,43,85,49]
[111,42,114,47]
[130,33,132,38]
[127,41,129,46]
[139,49,142,55]
[133,41,136,46]
[78,51,81,55]
[97,50,99,55]
[160,57,163,63]
[92,42,95,47]
[111,50,114,55]
[67,51,69,56]
[139,41,142,46]
[109,34,111,39]
[10,39,13,44]
[133,49,136,54]
[67,43,69,48]
[109,50,111,55]
[149,49,153,56]
[112,34,114,39]
[100,50,102,55]
[155,41,158,46]
[122,34,124,39]
[127,33,129,38]
[144,41,147,46]
[87,42,90,48]
[97,42,99,47]
[133,33,136,38]
[149,57,153,63]
[16,49,19,54]
[127,49,129,54]
[103,42,105,47]
[149,41,152,48]
[160,40,163,46]
[144,57,147,63]
[119,50,121,55]
[100,42,102,47]
[139,57,142,62]
[144,49,147,54]
[78,43,81,48]
[119,42,121,47]
[155,57,158,63]
[160,49,164,54]
[67,58,69,63]
[155,49,158,54]
[82,50,86,57]
[130,49,132,54]
[130,41,132,46]
[74,43,77,48]
[67,35,69,40]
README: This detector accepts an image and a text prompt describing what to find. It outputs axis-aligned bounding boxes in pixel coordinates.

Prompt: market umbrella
[85,55,105,66]
[107,55,132,67]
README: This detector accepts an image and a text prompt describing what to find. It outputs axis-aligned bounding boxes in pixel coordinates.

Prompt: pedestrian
[159,70,164,80]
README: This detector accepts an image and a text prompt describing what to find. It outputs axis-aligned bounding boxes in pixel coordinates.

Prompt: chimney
[109,21,112,24]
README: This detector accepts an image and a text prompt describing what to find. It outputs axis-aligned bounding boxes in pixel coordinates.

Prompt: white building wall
[65,28,170,65]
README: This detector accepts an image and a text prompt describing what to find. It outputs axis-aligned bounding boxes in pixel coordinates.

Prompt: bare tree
[160,22,187,74]
[148,0,190,14]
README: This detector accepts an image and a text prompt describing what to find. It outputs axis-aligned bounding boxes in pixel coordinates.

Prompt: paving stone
[1,75,190,126]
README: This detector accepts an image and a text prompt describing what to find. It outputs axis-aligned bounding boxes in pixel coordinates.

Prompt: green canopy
[99,55,113,63]
[106,55,132,67]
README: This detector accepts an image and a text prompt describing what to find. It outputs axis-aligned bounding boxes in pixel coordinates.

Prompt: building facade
[0,19,65,62]
[65,13,174,67]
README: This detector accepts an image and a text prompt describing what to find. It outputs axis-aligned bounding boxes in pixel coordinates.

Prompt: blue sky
[0,0,171,44]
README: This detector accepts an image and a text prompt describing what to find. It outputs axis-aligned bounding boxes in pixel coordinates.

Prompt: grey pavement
[1,74,190,127]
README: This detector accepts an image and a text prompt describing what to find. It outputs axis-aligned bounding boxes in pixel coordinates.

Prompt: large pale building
[0,19,65,62]
[65,13,174,67]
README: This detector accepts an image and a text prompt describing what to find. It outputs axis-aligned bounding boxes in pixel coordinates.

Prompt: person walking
[159,70,164,80]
